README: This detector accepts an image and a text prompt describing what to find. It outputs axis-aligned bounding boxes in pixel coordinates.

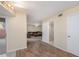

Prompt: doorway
[49,21,54,45]
[0,18,6,55]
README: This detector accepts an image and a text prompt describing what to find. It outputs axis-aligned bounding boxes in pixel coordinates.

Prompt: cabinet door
[6,12,27,52]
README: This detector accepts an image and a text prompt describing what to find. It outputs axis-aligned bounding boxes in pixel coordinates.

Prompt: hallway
[16,40,76,57]
[0,1,79,57]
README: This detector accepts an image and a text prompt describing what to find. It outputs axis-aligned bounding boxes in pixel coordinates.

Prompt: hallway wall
[54,6,79,51]
[27,24,42,32]
[6,11,27,52]
[42,20,50,43]
[54,14,67,51]
[42,6,79,52]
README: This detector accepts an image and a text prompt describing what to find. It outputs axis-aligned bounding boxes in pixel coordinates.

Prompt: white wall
[6,11,27,52]
[42,20,50,43]
[42,6,79,52]
[27,25,42,32]
[53,6,79,51]
[42,18,54,44]
[54,15,67,51]
[42,13,67,51]
[49,20,54,44]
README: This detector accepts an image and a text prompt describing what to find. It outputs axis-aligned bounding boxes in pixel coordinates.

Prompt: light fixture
[34,23,40,27]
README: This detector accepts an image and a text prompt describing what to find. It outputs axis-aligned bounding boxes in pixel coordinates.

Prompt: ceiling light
[34,23,40,27]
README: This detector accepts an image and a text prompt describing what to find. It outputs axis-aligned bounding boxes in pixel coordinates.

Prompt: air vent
[58,13,63,17]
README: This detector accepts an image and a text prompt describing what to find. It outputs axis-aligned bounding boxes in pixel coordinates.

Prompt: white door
[67,13,79,56]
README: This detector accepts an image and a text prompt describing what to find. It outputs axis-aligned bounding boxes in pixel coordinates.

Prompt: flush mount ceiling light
[58,13,63,17]
[34,23,40,27]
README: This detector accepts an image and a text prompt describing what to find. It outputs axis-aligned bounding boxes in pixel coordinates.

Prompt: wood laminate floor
[16,40,77,57]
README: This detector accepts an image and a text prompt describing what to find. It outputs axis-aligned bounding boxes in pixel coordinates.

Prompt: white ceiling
[15,1,79,24]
